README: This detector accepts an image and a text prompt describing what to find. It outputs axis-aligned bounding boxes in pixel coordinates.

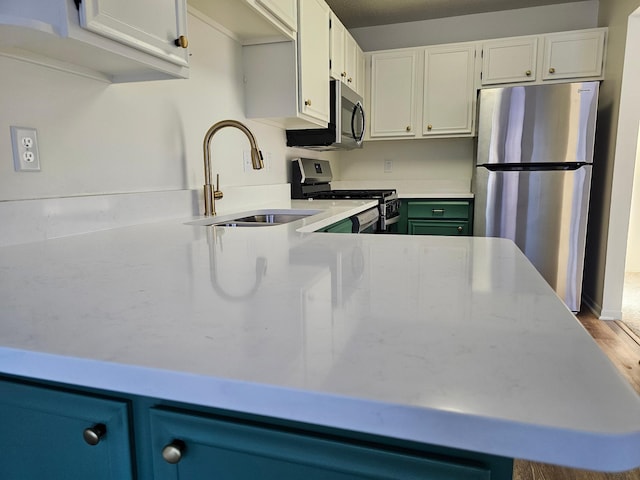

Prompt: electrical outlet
[384,159,393,173]
[11,126,40,172]
[244,150,270,172]
[243,150,252,172]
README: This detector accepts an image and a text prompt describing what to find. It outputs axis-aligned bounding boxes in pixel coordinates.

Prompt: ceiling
[324,0,589,28]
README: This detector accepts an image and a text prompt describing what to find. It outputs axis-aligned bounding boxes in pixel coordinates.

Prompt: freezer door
[473,166,592,311]
[476,82,598,166]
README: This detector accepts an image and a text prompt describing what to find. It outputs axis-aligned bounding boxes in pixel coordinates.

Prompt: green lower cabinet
[317,217,354,233]
[401,199,474,236]
[409,219,470,236]
[0,379,134,480]
[150,408,492,480]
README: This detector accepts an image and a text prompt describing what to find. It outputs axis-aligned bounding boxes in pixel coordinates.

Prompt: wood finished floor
[513,311,640,480]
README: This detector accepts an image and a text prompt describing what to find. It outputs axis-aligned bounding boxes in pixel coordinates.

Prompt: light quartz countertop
[1,199,640,472]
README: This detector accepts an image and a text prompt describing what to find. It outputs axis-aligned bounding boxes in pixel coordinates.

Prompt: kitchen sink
[188,209,320,227]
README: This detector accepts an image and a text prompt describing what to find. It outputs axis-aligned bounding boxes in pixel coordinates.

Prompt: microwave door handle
[352,102,365,143]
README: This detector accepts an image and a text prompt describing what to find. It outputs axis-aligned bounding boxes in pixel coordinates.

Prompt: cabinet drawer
[409,220,470,236]
[150,408,491,479]
[407,201,471,219]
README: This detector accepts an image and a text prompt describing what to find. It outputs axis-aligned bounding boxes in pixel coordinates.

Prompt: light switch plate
[10,126,41,172]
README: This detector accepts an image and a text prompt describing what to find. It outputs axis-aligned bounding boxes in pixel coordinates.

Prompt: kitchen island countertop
[1,199,640,473]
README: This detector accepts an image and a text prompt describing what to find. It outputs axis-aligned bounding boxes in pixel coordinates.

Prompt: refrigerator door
[476,82,598,166]
[473,165,592,311]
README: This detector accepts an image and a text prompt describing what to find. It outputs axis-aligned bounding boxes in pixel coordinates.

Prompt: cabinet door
[481,37,537,85]
[321,217,354,233]
[542,30,605,81]
[79,0,189,67]
[370,50,417,137]
[356,45,365,97]
[256,0,297,31]
[330,13,346,81]
[0,379,133,480]
[344,32,358,88]
[298,0,331,123]
[150,409,491,479]
[409,220,470,236]
[423,44,476,136]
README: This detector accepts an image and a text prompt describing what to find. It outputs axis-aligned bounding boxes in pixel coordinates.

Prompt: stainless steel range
[291,158,400,232]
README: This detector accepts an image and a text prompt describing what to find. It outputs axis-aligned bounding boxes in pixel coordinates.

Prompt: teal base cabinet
[0,375,512,479]
[0,379,134,480]
[399,199,474,236]
[317,217,354,233]
[150,409,495,480]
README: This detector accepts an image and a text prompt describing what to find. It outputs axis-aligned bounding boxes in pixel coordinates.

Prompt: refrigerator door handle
[481,162,590,172]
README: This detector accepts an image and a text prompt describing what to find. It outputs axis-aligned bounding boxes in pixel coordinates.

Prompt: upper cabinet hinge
[74,0,81,9]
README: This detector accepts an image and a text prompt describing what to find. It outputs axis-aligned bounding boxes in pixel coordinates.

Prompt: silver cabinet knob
[427,124,433,131]
[457,226,463,233]
[162,440,186,464]
[549,67,556,74]
[304,99,312,107]
[525,70,532,76]
[83,424,106,446]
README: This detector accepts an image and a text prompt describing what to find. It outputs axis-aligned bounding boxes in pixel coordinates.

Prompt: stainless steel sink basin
[235,213,312,223]
[188,209,320,227]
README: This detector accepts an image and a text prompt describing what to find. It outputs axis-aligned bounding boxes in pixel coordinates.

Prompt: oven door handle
[384,215,400,226]
[352,208,379,233]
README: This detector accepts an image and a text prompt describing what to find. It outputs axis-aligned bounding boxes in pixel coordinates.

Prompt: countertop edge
[1,347,639,473]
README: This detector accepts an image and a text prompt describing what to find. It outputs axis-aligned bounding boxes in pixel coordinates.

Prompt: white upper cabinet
[423,44,477,136]
[80,0,188,67]
[480,28,606,87]
[542,29,606,81]
[330,13,346,81]
[256,0,297,31]
[329,12,362,95]
[344,32,358,89]
[481,37,537,85]
[243,0,330,129]
[0,0,189,82]
[188,0,296,44]
[356,44,365,98]
[298,0,330,123]
[370,49,417,138]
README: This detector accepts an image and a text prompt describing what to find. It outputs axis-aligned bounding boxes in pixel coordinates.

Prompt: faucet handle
[214,173,223,200]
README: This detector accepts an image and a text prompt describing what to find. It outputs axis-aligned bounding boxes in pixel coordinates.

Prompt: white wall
[350,1,599,51]
[627,125,640,271]
[336,1,600,185]
[581,1,640,319]
[334,139,473,184]
[0,12,331,203]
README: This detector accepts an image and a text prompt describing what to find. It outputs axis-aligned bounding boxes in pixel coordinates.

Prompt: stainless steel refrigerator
[473,82,599,312]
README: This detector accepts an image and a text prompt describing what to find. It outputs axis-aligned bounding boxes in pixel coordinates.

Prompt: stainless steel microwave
[286,80,365,151]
